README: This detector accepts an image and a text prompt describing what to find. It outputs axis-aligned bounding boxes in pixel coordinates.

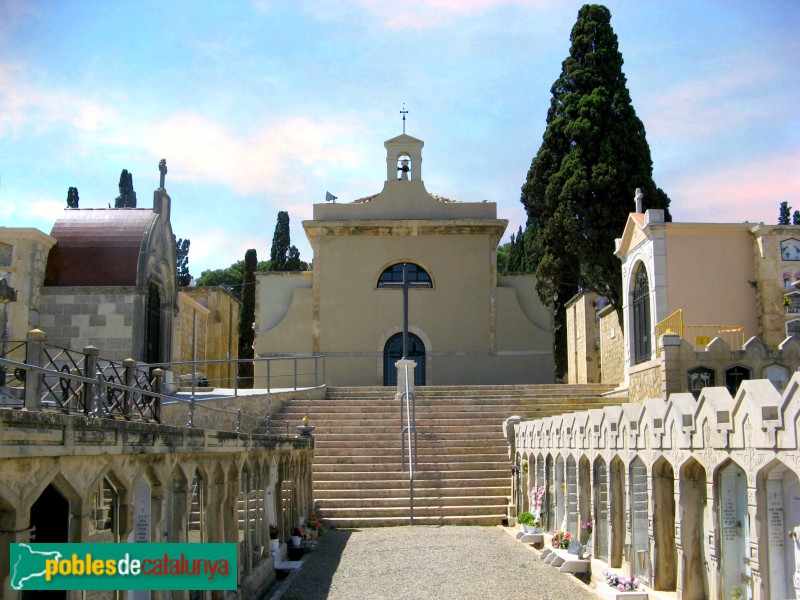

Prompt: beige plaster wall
[664,224,757,334]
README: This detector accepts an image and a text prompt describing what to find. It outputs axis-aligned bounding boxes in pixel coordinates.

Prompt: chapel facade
[254,134,554,386]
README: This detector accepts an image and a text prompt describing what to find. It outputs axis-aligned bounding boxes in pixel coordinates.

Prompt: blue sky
[1,0,798,276]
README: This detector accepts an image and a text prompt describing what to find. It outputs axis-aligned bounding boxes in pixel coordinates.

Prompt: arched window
[377,263,432,288]
[632,264,651,364]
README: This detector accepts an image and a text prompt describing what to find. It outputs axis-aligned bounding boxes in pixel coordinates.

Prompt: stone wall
[173,291,209,377]
[38,286,140,359]
[183,286,241,387]
[161,386,327,432]
[0,407,315,599]
[565,292,600,384]
[509,372,800,600]
[628,361,662,403]
[0,229,56,362]
[598,305,624,386]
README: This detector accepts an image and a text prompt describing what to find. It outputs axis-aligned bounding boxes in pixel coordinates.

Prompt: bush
[517,512,535,526]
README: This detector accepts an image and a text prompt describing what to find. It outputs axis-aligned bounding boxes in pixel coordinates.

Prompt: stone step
[296,425,503,435]
[316,504,508,518]
[313,477,510,490]
[314,439,501,450]
[314,451,507,463]
[314,469,507,481]
[313,486,508,499]
[315,494,507,509]
[319,515,507,527]
[313,459,507,473]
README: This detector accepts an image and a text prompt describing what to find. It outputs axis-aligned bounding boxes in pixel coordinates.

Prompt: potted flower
[551,530,571,550]
[517,511,536,533]
[307,511,324,537]
[529,486,545,533]
[269,524,280,553]
[291,526,304,547]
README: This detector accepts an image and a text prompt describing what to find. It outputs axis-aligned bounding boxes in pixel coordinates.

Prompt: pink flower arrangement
[529,486,545,526]
[551,530,571,549]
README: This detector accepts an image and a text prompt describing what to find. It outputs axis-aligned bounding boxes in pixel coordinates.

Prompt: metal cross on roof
[400,103,408,134]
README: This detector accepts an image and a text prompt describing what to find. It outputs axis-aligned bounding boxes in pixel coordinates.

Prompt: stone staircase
[272,384,625,528]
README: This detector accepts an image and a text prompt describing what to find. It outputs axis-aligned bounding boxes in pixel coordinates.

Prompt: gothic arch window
[632,264,651,365]
[377,262,432,288]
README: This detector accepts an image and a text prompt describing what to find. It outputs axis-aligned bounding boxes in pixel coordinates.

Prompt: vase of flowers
[269,523,280,553]
[529,486,545,532]
[551,530,571,550]
[291,526,304,547]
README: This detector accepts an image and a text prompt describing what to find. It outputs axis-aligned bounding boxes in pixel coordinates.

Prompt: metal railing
[146,354,326,398]
[0,355,293,435]
[399,364,418,524]
[654,309,746,354]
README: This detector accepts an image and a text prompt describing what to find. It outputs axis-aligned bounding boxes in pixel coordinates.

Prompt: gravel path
[266,526,599,600]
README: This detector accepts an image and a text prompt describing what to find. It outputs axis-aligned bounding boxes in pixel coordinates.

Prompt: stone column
[23,329,46,411]
[395,359,416,399]
[660,333,682,397]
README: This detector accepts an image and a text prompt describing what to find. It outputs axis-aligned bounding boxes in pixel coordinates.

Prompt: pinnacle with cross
[400,103,408,134]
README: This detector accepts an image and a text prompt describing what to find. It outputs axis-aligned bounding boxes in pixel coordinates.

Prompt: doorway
[383,332,425,386]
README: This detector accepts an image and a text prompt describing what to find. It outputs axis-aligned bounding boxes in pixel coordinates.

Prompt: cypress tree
[66,187,79,208]
[779,201,791,224]
[238,249,257,388]
[115,169,137,208]
[175,237,191,287]
[793,210,800,226]
[520,4,670,377]
[269,211,291,271]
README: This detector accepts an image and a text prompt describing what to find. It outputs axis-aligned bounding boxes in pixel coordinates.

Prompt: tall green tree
[779,201,791,224]
[238,249,257,388]
[520,4,670,377]
[174,236,191,287]
[793,210,800,226]
[115,169,137,208]
[66,187,79,208]
[269,211,291,271]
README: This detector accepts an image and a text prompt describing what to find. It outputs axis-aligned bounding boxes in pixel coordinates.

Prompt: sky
[1,0,798,276]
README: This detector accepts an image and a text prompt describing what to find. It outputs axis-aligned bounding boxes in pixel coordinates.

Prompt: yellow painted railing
[654,309,746,354]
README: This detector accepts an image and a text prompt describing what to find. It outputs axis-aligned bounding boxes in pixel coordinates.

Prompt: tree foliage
[269,211,291,271]
[114,169,137,208]
[520,4,670,377]
[196,259,270,300]
[174,236,191,287]
[793,211,800,226]
[238,249,257,389]
[779,201,791,225]
[268,211,309,271]
[66,187,79,208]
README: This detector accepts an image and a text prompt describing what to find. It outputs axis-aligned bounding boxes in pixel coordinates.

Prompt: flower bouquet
[551,530,571,550]
[605,571,640,592]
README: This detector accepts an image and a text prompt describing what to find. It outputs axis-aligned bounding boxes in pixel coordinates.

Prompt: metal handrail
[0,357,291,435]
[655,309,746,354]
[399,364,417,525]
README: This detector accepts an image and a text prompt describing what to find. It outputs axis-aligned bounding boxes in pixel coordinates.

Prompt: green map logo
[10,543,237,591]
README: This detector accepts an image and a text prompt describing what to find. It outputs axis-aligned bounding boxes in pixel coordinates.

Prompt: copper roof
[45,209,156,286]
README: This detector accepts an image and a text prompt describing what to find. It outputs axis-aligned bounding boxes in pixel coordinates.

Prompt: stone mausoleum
[254,134,554,386]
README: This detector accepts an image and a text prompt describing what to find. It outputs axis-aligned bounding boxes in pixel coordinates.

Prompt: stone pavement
[265,525,599,600]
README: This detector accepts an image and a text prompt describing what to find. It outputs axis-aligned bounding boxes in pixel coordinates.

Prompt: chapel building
[254,134,554,387]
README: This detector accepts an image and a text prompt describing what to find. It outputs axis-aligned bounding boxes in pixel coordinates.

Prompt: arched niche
[630,456,650,583]
[679,457,709,600]
[652,457,677,591]
[758,460,800,600]
[609,456,626,568]
[716,460,751,600]
[593,456,610,562]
